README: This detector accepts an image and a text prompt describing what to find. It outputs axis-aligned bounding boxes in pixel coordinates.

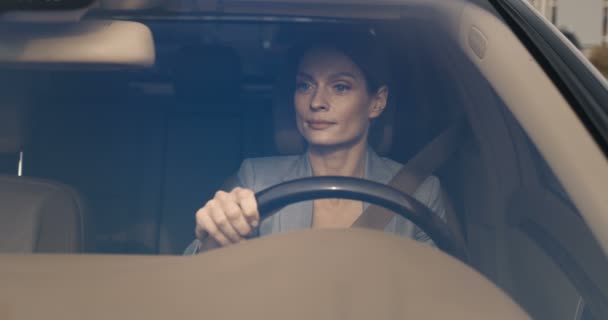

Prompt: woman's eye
[296,82,311,92]
[334,84,351,93]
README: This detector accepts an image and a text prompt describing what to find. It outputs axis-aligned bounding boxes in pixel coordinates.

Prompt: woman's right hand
[195,187,260,246]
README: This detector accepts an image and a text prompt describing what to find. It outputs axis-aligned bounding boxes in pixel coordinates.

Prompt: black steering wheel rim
[255,176,467,262]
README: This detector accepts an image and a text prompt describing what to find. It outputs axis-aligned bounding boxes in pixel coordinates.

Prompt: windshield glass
[1,1,606,319]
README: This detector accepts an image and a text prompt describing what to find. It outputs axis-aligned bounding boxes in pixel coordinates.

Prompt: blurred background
[527,0,608,77]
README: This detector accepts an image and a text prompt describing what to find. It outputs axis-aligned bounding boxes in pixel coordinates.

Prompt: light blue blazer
[184,147,446,254]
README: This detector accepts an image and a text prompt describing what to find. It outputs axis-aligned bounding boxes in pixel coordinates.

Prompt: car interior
[1,0,607,319]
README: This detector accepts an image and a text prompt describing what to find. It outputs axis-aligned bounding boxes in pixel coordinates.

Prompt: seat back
[0,102,87,253]
[0,175,86,253]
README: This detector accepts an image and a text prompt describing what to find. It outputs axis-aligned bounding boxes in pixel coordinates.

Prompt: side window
[579,300,596,320]
[520,127,603,320]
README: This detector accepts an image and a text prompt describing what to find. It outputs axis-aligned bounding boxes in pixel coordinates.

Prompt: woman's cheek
[343,100,369,126]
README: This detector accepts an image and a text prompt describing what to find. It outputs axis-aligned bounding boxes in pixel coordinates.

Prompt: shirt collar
[281,145,393,183]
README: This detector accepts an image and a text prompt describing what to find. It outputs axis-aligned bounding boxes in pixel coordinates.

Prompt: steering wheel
[255,176,467,262]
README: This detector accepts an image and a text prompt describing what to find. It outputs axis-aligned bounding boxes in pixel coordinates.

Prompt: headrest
[173,44,242,103]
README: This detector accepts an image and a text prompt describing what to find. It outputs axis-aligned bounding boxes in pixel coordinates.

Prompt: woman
[185,30,446,254]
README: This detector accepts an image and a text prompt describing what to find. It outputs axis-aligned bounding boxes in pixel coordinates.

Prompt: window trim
[489,0,608,156]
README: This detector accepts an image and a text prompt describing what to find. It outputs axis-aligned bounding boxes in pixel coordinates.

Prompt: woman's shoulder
[374,153,442,199]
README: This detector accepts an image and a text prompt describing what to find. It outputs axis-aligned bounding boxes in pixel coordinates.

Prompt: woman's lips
[306,120,335,130]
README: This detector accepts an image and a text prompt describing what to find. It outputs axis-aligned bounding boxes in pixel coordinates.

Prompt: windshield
[1,1,606,319]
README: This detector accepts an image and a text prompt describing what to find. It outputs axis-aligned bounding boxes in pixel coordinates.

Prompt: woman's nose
[310,88,329,111]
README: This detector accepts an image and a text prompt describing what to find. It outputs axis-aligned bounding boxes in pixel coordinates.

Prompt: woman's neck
[307,139,368,178]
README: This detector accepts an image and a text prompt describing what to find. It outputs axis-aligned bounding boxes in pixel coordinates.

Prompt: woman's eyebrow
[329,72,357,80]
[296,71,357,80]
[296,72,314,80]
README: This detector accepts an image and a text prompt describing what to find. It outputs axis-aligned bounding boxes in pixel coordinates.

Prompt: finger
[208,199,242,244]
[195,207,209,239]
[199,207,231,246]
[234,188,260,228]
[219,193,252,237]
[195,224,206,240]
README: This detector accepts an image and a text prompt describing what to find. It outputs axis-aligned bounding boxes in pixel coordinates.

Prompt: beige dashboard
[0,229,529,320]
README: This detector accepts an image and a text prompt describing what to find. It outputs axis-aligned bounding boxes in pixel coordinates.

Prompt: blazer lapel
[363,147,399,210]
[277,154,314,233]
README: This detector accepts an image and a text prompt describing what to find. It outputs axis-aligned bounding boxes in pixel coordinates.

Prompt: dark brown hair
[287,26,391,95]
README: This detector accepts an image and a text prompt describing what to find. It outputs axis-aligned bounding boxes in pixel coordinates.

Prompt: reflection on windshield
[1,4,605,318]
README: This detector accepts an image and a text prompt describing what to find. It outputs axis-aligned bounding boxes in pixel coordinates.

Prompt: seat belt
[351,118,468,252]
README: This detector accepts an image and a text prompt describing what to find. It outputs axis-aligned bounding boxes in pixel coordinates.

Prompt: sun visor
[0,20,155,69]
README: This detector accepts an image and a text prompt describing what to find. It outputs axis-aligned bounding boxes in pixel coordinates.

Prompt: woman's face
[294,47,388,150]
